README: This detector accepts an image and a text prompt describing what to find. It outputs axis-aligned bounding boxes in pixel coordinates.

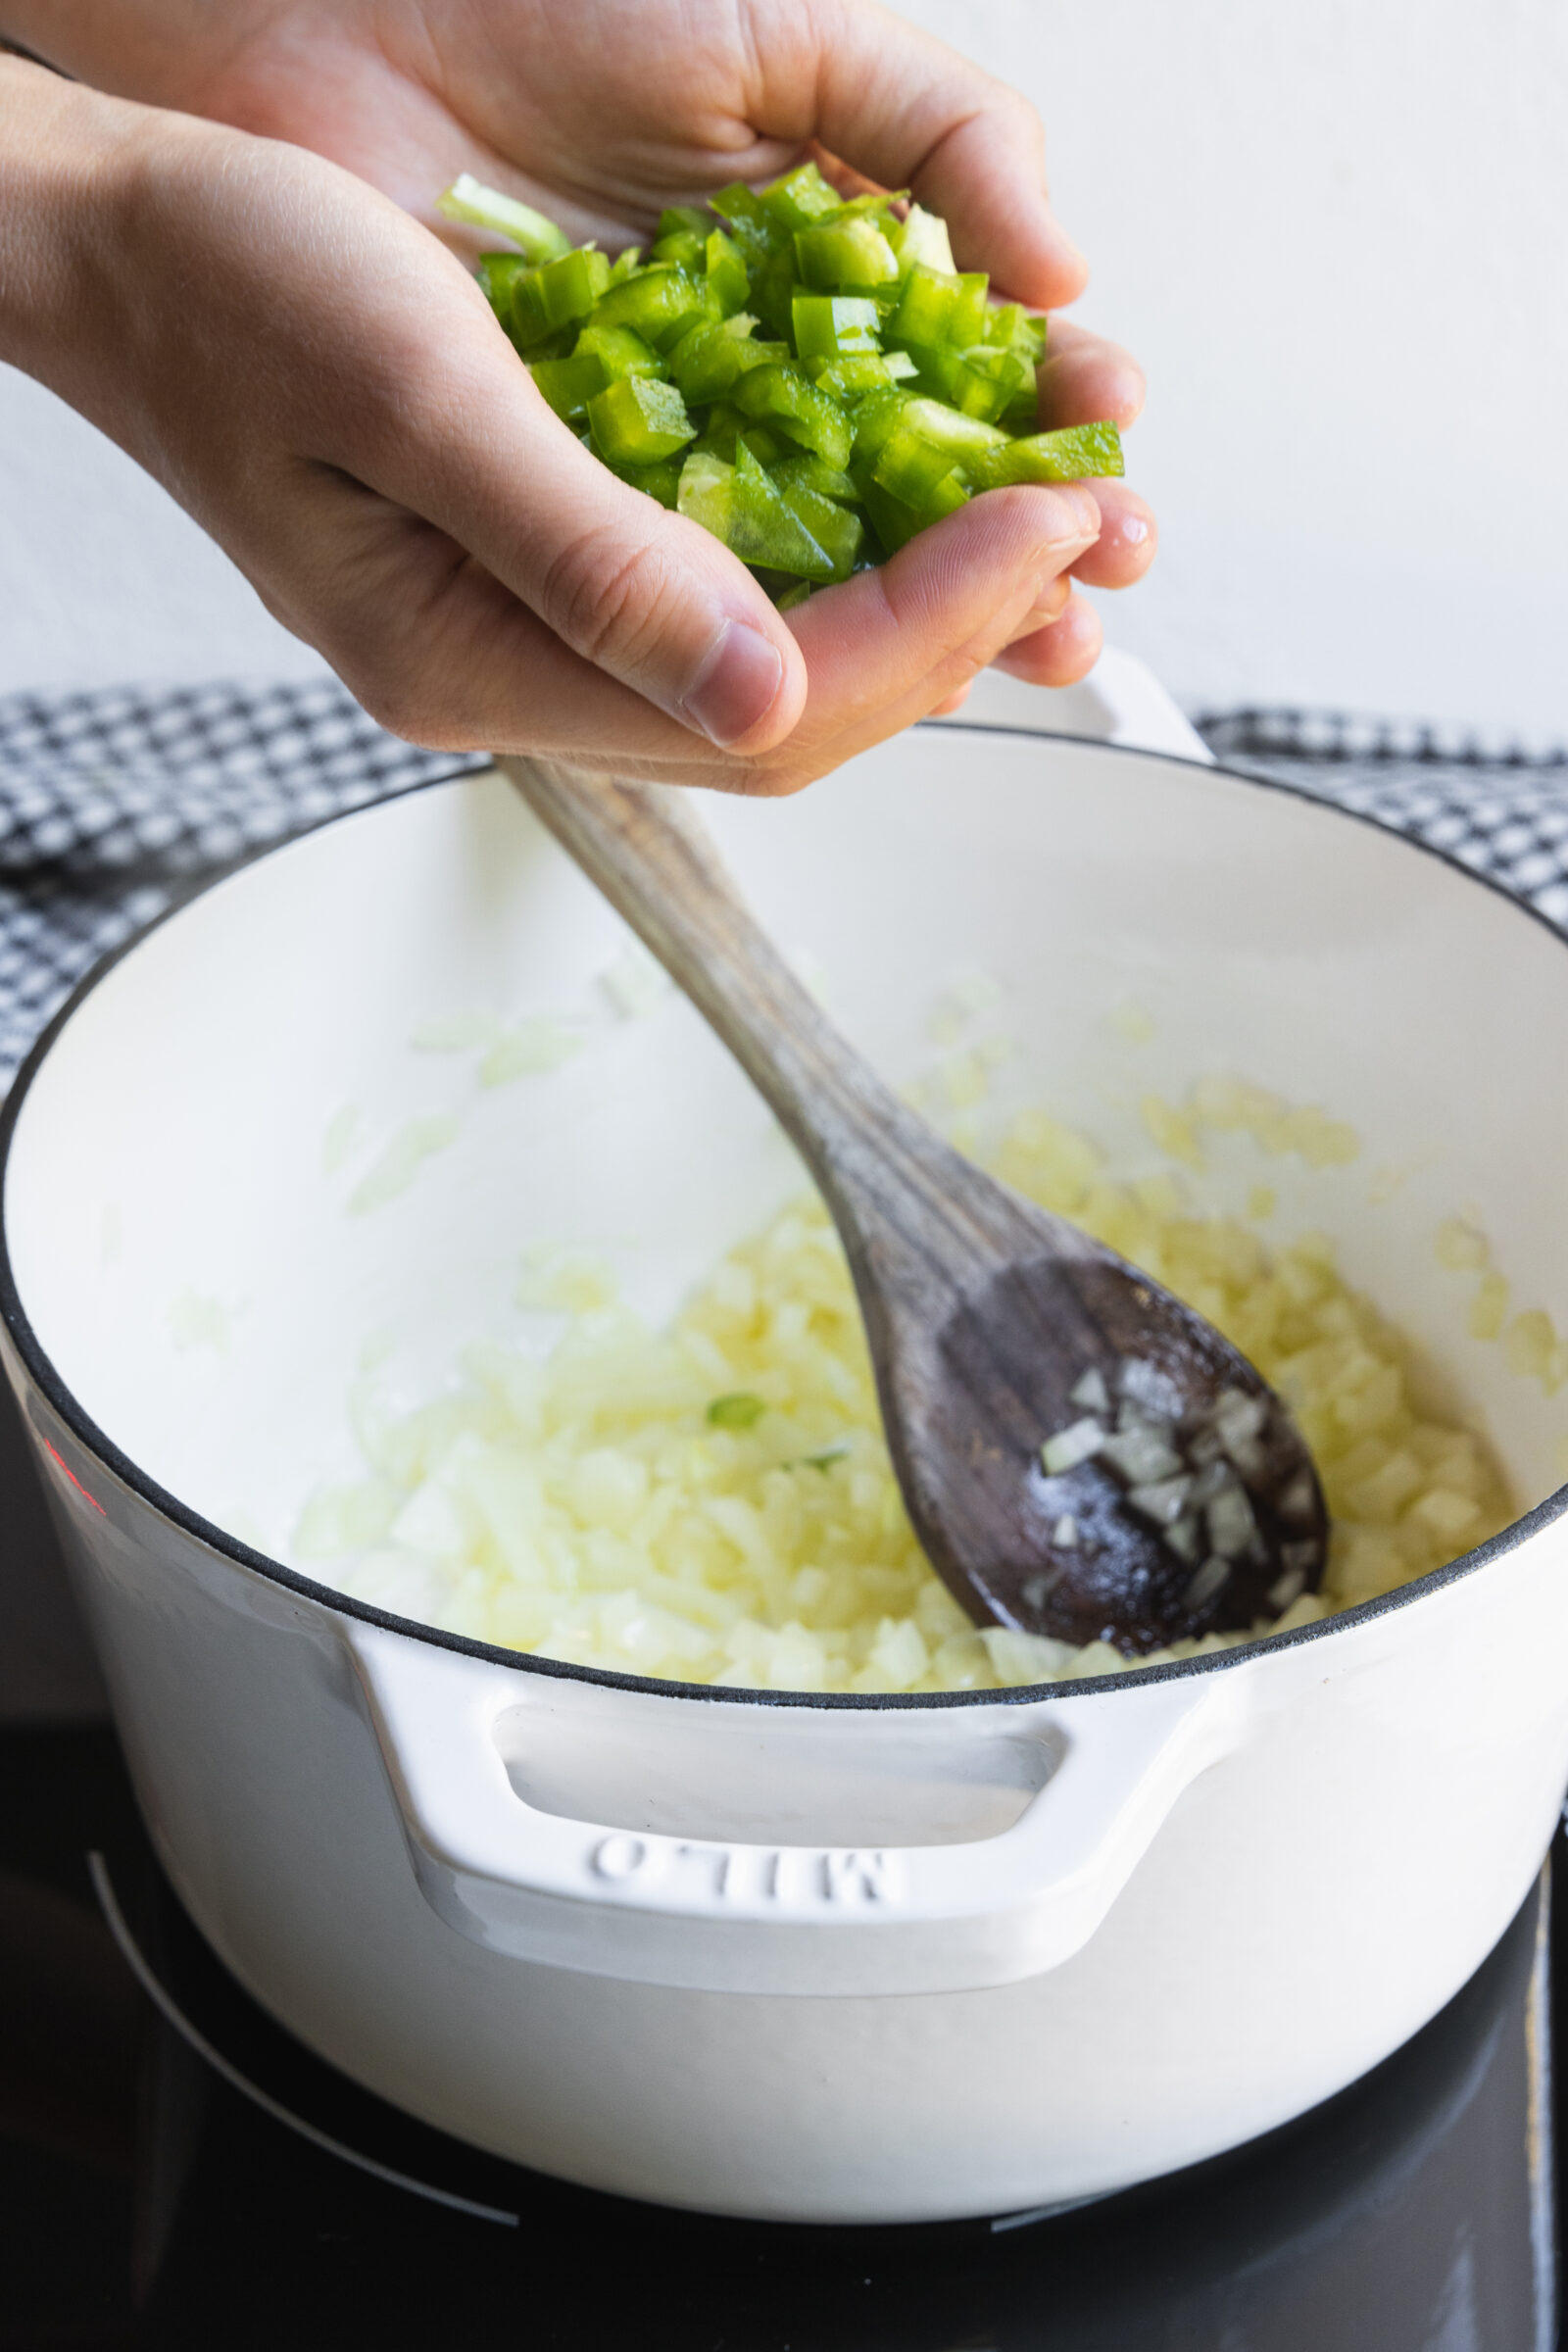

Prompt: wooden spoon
[500,756,1328,1655]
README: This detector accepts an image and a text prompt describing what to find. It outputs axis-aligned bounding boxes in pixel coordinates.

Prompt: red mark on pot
[42,1437,106,1516]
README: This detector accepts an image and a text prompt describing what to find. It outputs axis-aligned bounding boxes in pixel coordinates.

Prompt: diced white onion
[1127,1474,1194,1527]
[1206,1483,1259,1560]
[1277,1470,1318,1528]
[1068,1367,1110,1415]
[1163,1513,1201,1563]
[1101,1426,1184,1486]
[1184,1555,1232,1611]
[1051,1513,1079,1547]
[1041,1416,1105,1476]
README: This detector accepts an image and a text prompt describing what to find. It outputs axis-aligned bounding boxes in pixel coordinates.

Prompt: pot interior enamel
[7,732,1565,1582]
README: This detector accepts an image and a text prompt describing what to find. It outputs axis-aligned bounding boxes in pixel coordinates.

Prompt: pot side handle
[345,1623,1241,1997]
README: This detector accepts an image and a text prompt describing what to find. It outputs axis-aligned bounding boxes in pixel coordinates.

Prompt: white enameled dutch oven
[3,728,1567,2226]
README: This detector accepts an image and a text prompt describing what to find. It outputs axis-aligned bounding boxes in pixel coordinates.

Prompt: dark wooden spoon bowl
[501,756,1328,1655]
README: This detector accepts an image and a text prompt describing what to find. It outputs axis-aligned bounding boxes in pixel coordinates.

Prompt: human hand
[2,5,1153,787]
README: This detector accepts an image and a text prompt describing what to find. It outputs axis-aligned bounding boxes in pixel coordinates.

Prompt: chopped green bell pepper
[453,173,1129,586]
[476,253,533,320]
[437,173,570,264]
[774,474,863,581]
[651,229,705,272]
[794,217,901,291]
[984,304,1048,367]
[705,229,751,317]
[677,443,836,580]
[906,341,1030,424]
[791,294,882,365]
[710,183,793,268]
[770,454,860,502]
[590,265,712,352]
[667,317,787,403]
[574,320,665,382]
[888,204,956,278]
[809,354,898,400]
[614,459,683,510]
[887,265,990,352]
[971,419,1125,486]
[733,365,853,468]
[529,351,610,422]
[510,246,612,348]
[760,161,843,230]
[588,373,697,465]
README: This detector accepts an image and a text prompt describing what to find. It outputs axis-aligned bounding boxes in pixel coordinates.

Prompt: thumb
[351,298,808,752]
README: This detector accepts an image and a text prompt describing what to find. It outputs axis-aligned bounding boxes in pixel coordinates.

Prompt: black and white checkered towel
[0,679,1563,1086]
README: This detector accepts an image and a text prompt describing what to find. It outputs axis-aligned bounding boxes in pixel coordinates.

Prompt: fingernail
[679,619,784,748]
[1023,502,1100,586]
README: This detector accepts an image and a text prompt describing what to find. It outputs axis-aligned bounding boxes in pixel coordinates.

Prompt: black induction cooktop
[0,1717,1558,2351]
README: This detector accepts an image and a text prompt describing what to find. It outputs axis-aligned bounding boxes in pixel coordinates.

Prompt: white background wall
[3,0,1564,737]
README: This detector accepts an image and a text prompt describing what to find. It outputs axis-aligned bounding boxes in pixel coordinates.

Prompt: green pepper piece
[883,350,920,382]
[740,423,787,466]
[677,444,836,580]
[589,266,711,352]
[770,454,860,502]
[436,173,570,263]
[659,205,713,241]
[745,248,797,338]
[871,420,969,510]
[887,264,959,347]
[773,474,863,581]
[667,318,745,403]
[529,351,610,422]
[891,395,1008,466]
[858,477,923,558]
[906,341,1030,424]
[608,246,646,284]
[588,373,698,466]
[810,354,897,401]
[972,420,1124,487]
[510,246,613,347]
[573,320,665,382]
[667,318,786,403]
[708,1390,768,1428]
[791,293,882,364]
[760,160,843,230]
[733,364,853,468]
[984,303,1048,367]
[768,164,842,221]
[761,165,846,230]
[889,203,956,279]
[705,228,751,317]
[887,264,989,352]
[860,466,969,557]
[476,253,533,320]
[775,581,813,612]
[850,387,914,462]
[651,229,706,272]
[710,183,793,269]
[614,459,683,510]
[794,217,901,291]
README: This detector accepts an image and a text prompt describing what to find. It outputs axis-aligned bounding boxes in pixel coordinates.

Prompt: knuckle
[538,522,689,677]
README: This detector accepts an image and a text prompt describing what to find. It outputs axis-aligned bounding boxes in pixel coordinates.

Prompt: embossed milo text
[589,1833,902,1906]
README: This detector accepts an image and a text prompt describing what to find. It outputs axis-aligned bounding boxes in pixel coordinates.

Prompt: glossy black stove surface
[0,1723,1558,2350]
